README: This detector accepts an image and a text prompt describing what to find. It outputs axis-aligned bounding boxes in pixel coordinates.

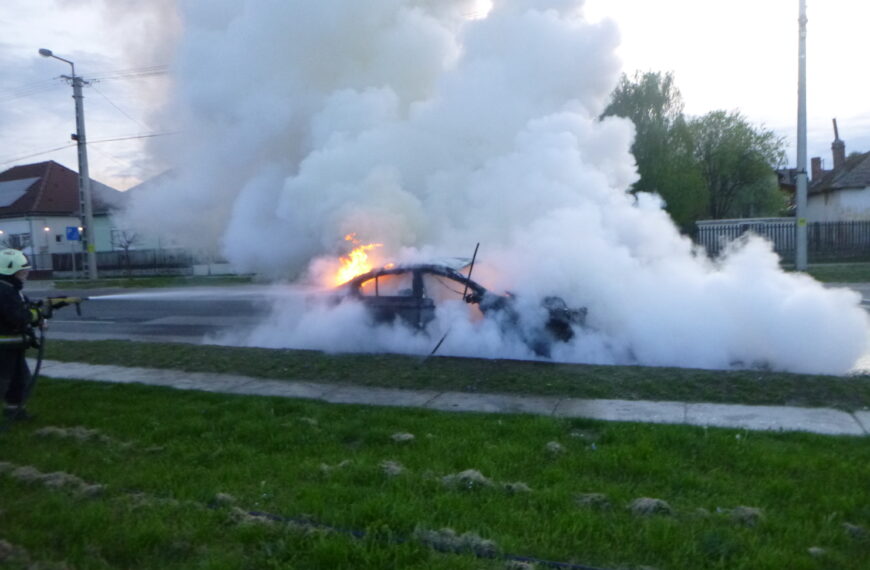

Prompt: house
[0,160,125,271]
[696,122,870,259]
[807,122,870,222]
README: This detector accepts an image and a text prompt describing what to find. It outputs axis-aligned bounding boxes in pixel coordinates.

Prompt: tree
[602,71,683,133]
[601,72,707,230]
[111,229,142,276]
[688,111,787,219]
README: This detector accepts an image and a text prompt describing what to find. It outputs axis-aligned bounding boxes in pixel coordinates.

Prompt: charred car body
[334,262,587,357]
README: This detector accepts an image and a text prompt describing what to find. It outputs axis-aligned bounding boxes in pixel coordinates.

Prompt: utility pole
[39,48,98,279]
[795,0,808,270]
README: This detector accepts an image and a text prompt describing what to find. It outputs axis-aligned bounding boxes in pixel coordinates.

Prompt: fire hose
[23,296,88,404]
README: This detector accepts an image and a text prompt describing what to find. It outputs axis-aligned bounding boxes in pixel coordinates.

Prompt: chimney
[832,118,846,169]
[811,157,822,180]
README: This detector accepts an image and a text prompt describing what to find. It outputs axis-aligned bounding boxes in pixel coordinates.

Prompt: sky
[0,0,868,191]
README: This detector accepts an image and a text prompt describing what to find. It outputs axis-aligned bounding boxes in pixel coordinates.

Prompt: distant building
[807,122,870,222]
[0,160,125,271]
[776,167,798,193]
[697,122,870,259]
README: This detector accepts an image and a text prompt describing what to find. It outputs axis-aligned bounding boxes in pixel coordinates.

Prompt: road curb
[33,359,868,436]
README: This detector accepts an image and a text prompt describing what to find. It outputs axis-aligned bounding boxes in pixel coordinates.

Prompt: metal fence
[696,218,870,261]
[43,248,226,278]
[53,249,195,271]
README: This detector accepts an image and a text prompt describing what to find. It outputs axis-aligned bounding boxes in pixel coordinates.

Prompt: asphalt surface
[26,282,279,344]
[839,282,870,308]
[23,281,870,345]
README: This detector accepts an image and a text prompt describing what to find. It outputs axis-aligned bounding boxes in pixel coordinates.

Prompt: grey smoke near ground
[125,0,870,375]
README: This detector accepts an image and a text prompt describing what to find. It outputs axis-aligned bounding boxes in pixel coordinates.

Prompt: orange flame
[335,234,383,285]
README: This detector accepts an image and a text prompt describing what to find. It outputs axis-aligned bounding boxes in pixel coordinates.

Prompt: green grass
[1,379,868,569]
[45,340,870,411]
[51,275,254,290]
[800,262,870,283]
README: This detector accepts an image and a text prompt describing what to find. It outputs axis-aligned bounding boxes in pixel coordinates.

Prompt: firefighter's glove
[29,307,45,327]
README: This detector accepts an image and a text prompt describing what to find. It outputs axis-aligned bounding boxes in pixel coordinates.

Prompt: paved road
[841,283,870,308]
[825,282,870,307]
[25,281,870,345]
[27,284,293,344]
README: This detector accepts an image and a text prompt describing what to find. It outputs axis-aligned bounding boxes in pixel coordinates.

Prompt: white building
[0,160,125,273]
[807,129,870,222]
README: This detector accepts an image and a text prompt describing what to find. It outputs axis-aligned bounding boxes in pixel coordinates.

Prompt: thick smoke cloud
[128,0,870,374]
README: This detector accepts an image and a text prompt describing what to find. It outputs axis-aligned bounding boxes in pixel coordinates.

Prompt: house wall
[808,186,870,222]
[0,214,121,271]
[0,216,82,254]
[94,216,116,251]
[0,219,36,250]
[40,216,86,255]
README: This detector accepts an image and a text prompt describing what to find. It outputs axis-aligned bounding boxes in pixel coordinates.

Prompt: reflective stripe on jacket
[0,333,27,348]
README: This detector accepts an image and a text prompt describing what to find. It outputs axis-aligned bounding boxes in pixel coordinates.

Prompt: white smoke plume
[127,0,870,375]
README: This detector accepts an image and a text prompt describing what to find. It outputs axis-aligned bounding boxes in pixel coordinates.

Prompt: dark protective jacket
[0,274,36,406]
[0,275,34,347]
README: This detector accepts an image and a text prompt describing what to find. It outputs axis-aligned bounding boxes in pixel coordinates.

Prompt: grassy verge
[44,340,870,410]
[1,379,868,569]
[51,275,254,290]
[797,263,870,283]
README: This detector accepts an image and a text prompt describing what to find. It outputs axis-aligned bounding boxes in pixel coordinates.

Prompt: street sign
[66,226,81,241]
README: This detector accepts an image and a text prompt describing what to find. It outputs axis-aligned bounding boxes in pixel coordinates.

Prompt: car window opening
[430,275,465,296]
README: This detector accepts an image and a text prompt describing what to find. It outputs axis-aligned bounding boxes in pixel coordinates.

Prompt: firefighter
[0,248,43,423]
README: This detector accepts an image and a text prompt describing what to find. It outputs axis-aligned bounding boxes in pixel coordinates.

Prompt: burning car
[333,260,587,357]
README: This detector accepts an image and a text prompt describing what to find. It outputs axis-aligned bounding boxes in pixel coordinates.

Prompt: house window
[4,233,31,250]
[55,235,62,243]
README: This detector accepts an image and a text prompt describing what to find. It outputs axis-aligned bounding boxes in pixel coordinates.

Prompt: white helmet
[0,249,31,275]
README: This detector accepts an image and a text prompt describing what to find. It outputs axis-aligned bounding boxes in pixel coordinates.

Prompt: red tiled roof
[0,160,123,217]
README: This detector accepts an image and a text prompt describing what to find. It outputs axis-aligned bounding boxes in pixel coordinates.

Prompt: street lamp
[39,48,98,279]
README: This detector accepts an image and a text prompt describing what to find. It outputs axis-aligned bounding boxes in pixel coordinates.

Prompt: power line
[0,79,67,103]
[93,70,169,81]
[3,77,60,92]
[91,84,154,133]
[0,77,60,96]
[0,132,177,166]
[87,64,169,77]
[89,132,177,144]
[90,67,169,81]
[0,64,169,102]
[0,143,76,165]
[87,142,134,170]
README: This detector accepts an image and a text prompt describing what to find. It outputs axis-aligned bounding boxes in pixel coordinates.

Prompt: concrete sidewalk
[36,360,870,437]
